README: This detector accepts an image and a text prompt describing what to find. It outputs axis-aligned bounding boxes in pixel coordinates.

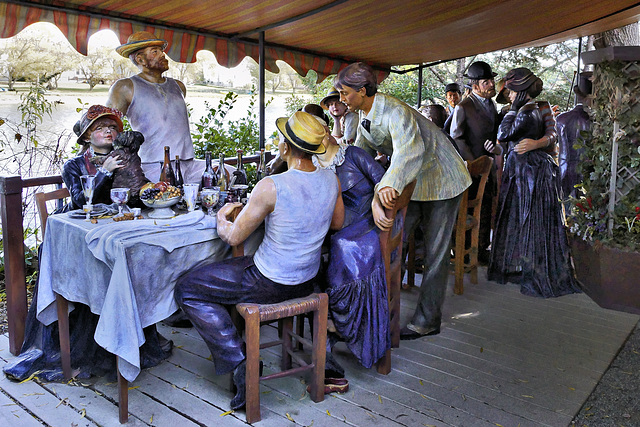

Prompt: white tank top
[254,168,339,285]
[127,75,195,163]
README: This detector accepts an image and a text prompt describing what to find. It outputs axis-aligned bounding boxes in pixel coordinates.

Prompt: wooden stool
[235,293,328,424]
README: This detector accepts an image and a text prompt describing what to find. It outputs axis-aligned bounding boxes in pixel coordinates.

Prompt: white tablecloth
[37,210,262,382]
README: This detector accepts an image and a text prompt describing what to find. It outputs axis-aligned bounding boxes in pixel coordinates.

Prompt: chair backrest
[378,180,416,353]
[466,156,493,214]
[35,187,70,236]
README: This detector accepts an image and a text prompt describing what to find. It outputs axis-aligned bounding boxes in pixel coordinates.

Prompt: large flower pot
[570,236,640,315]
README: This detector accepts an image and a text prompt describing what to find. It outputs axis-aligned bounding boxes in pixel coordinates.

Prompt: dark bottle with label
[159,146,176,185]
[230,149,248,186]
[174,155,184,188]
[256,149,267,183]
[217,152,229,191]
[201,151,215,189]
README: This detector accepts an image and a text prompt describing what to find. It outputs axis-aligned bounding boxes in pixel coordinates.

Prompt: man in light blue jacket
[335,62,472,340]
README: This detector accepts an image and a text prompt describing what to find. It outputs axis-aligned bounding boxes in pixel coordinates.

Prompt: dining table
[35,207,262,421]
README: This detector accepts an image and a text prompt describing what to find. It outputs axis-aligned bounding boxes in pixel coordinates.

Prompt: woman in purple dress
[307,105,389,380]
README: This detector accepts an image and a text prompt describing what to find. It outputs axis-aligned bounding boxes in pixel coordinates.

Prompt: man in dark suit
[449,61,502,264]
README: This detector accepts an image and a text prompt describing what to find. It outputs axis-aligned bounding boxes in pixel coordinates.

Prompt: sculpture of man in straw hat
[107,31,206,184]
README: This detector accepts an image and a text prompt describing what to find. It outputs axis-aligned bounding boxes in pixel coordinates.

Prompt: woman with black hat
[62,104,125,210]
[488,68,581,298]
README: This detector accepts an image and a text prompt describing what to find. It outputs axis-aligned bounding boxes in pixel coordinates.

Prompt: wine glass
[183,184,199,212]
[200,187,220,216]
[80,174,95,220]
[110,188,130,218]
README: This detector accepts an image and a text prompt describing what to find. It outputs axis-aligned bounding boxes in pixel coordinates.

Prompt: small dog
[93,130,149,207]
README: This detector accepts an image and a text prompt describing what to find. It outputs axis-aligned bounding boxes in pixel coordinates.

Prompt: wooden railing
[0,152,273,355]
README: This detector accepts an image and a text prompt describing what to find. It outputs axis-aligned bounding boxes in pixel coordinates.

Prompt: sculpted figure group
[4,31,587,414]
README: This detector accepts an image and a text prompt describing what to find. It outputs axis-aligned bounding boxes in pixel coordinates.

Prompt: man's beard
[476,88,496,99]
[148,57,169,72]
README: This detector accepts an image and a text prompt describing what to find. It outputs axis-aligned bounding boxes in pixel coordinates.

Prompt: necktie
[361,118,371,133]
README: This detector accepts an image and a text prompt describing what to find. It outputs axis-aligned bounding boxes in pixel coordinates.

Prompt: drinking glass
[183,184,200,212]
[200,187,220,216]
[110,188,130,218]
[80,174,95,220]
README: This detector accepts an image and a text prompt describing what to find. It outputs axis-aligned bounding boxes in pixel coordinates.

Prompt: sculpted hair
[285,140,313,160]
[334,62,378,96]
[526,78,543,99]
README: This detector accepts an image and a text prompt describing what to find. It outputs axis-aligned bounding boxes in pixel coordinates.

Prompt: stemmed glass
[110,188,130,218]
[200,187,220,216]
[80,174,95,221]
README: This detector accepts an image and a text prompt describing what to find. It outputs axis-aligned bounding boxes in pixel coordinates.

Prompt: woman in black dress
[488,68,581,297]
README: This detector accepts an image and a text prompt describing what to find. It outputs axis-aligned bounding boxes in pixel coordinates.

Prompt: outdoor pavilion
[1,0,640,371]
[1,2,640,425]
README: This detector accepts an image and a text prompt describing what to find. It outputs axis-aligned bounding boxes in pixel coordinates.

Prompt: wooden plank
[90,376,200,427]
[0,375,98,427]
[0,390,43,427]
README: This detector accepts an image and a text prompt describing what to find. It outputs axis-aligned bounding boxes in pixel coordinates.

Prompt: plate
[68,206,109,219]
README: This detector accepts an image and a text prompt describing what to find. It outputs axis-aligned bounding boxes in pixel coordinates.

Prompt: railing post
[0,175,27,354]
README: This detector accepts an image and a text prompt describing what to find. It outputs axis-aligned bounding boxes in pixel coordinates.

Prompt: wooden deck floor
[1,268,638,426]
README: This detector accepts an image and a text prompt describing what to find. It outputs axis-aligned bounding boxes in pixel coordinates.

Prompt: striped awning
[2,0,640,82]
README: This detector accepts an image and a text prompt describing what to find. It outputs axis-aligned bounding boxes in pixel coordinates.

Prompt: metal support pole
[575,36,583,105]
[259,31,266,150]
[417,66,423,109]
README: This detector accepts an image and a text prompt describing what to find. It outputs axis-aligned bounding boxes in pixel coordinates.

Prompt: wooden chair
[34,188,74,382]
[451,155,493,295]
[235,293,328,423]
[376,180,416,375]
[229,206,328,423]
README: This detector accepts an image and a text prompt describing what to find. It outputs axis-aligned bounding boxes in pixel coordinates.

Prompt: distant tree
[592,22,639,48]
[78,46,112,90]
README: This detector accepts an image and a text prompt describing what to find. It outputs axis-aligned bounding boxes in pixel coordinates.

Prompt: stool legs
[309,294,327,403]
[243,306,262,424]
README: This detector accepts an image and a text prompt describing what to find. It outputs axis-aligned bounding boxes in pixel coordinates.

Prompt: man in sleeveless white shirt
[107,31,205,183]
[175,111,344,411]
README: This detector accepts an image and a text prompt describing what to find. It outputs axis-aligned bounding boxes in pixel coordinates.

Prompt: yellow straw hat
[275,111,327,154]
[116,31,168,58]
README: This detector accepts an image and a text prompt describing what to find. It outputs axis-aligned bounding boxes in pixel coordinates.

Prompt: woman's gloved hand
[510,91,528,111]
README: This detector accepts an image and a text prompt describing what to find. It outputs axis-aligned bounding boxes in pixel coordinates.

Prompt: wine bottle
[159,146,176,185]
[256,148,267,182]
[201,151,215,189]
[175,155,184,188]
[231,149,248,186]
[217,152,229,191]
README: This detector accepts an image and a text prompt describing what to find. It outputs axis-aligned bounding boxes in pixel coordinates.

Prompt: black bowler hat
[573,72,593,98]
[445,82,461,93]
[463,61,497,80]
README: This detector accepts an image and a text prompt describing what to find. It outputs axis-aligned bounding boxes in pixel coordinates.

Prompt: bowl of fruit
[139,182,182,218]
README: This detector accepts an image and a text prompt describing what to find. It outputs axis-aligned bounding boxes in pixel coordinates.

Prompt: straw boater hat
[495,79,509,104]
[73,105,124,145]
[276,111,327,154]
[116,31,168,58]
[320,87,340,110]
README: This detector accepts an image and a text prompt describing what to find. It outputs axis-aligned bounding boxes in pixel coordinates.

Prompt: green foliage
[570,61,640,250]
[191,89,273,185]
[19,82,53,146]
[284,95,308,116]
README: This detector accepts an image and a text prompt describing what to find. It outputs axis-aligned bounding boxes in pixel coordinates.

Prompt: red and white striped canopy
[2,0,640,81]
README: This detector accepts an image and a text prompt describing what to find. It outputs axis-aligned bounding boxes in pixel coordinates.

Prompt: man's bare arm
[106,79,134,115]
[217,178,276,246]
[176,80,187,97]
[330,180,345,231]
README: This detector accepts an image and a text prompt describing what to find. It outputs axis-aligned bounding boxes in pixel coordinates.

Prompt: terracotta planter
[570,236,640,315]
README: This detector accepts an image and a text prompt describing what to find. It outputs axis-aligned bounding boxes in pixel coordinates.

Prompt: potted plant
[567,46,640,314]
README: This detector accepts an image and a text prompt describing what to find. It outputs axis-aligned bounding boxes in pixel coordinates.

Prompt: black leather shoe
[400,325,440,340]
[163,309,193,328]
[230,360,263,410]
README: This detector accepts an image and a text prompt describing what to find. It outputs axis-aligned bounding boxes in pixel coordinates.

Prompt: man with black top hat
[107,31,205,183]
[449,60,502,264]
[557,72,592,201]
[175,111,344,411]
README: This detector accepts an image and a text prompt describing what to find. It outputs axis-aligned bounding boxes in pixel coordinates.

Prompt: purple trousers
[174,256,314,375]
